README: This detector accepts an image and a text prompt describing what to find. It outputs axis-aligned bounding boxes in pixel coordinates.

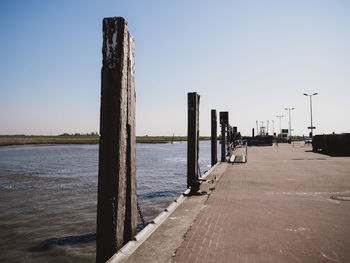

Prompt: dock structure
[109,142,350,262]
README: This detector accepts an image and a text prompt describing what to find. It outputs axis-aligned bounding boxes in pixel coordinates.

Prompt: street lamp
[303,93,318,138]
[276,115,284,135]
[267,120,269,135]
[284,108,295,143]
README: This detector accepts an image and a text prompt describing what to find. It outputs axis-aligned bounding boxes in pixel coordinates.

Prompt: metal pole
[276,115,284,135]
[267,120,269,135]
[310,95,313,137]
[279,118,281,134]
[289,109,292,140]
[284,108,294,142]
[304,93,318,138]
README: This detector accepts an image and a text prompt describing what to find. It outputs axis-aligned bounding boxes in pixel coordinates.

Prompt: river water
[0,141,214,262]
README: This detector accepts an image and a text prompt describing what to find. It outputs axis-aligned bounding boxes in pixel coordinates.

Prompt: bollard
[187,92,200,194]
[96,17,136,263]
[211,109,217,167]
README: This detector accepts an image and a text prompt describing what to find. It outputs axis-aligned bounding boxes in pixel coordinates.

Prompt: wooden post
[220,119,225,162]
[124,32,137,244]
[220,112,228,162]
[187,92,200,194]
[211,109,217,167]
[232,126,237,148]
[227,125,229,153]
[96,17,136,263]
[230,126,233,152]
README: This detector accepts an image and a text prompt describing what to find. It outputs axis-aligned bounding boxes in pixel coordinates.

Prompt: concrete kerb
[107,162,220,263]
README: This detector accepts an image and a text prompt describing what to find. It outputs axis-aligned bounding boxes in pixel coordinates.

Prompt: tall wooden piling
[187,92,200,194]
[211,109,217,167]
[220,112,228,162]
[124,32,137,244]
[96,17,136,263]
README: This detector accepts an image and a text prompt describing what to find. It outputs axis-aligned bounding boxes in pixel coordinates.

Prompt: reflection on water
[0,141,213,262]
[27,233,96,252]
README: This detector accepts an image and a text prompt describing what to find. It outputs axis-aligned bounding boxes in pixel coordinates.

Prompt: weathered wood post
[226,124,232,156]
[187,92,200,194]
[211,109,217,167]
[96,17,136,263]
[232,126,237,149]
[220,112,228,162]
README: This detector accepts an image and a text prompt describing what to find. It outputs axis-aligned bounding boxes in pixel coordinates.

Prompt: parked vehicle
[305,137,312,144]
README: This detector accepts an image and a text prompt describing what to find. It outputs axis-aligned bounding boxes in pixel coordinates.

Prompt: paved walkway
[173,143,350,263]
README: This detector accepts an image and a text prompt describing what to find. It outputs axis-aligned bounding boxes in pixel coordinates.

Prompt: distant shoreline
[0,135,210,147]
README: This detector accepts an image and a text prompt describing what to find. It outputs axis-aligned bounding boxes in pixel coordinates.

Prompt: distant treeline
[59,132,99,137]
[0,135,210,147]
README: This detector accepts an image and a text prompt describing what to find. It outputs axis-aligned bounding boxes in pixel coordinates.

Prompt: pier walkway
[116,142,350,263]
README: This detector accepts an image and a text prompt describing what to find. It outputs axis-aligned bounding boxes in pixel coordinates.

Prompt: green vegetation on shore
[0,135,210,147]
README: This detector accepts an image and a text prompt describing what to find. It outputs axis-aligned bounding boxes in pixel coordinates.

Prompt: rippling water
[0,141,213,262]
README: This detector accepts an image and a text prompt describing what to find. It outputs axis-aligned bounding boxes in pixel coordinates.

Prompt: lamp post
[303,93,318,138]
[267,120,269,135]
[272,120,275,135]
[276,115,284,135]
[284,108,295,143]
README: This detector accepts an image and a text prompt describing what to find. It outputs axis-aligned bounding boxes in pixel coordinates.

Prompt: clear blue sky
[0,0,349,136]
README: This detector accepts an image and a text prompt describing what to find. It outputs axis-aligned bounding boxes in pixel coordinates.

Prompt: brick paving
[173,143,350,263]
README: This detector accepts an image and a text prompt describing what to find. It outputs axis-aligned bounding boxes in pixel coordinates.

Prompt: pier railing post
[96,17,136,263]
[211,109,217,167]
[187,92,200,194]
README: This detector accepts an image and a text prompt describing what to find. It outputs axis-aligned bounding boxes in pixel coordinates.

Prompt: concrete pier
[110,142,350,262]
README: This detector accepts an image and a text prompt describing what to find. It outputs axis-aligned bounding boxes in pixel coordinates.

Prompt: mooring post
[211,109,217,167]
[227,125,231,156]
[187,92,200,194]
[220,112,228,162]
[96,17,136,263]
[232,126,237,149]
[124,31,137,244]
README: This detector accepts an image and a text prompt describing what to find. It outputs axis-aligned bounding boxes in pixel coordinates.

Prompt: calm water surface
[0,141,213,262]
